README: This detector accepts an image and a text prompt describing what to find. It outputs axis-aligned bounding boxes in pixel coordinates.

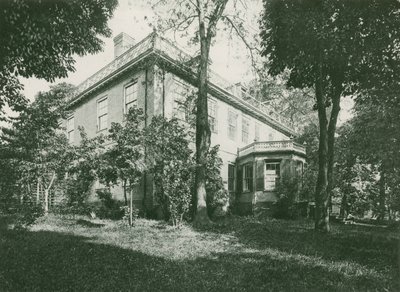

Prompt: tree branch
[221,15,262,77]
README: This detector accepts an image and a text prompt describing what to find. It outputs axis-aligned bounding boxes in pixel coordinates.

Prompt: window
[242,117,250,143]
[173,79,191,121]
[228,164,235,192]
[124,82,137,113]
[66,116,74,143]
[208,99,218,133]
[264,162,280,190]
[243,164,253,192]
[255,123,260,141]
[228,109,238,140]
[97,97,108,131]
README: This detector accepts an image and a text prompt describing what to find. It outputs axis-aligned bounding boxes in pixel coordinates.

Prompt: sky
[17,0,352,124]
[20,0,254,102]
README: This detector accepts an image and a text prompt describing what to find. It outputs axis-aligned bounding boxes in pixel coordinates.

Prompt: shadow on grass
[196,217,400,290]
[0,219,398,291]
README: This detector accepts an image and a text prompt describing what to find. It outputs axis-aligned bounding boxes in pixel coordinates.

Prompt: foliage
[246,72,317,133]
[0,0,117,119]
[64,128,105,208]
[98,107,146,205]
[260,0,400,231]
[273,176,300,220]
[151,0,238,224]
[204,145,229,218]
[95,189,124,220]
[1,83,74,213]
[13,204,45,229]
[0,156,19,211]
[295,122,319,200]
[145,116,194,226]
[334,88,400,219]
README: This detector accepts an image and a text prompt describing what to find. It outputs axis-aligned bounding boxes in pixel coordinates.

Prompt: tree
[0,0,117,120]
[341,87,400,220]
[1,83,74,213]
[144,116,194,226]
[260,0,400,231]
[247,71,317,133]
[98,107,146,224]
[151,0,261,223]
[65,128,105,211]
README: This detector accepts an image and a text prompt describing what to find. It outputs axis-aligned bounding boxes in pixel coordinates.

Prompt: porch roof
[238,140,306,158]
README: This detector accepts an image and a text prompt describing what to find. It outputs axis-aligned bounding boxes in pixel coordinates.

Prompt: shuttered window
[228,164,235,191]
[243,163,253,192]
[255,160,264,191]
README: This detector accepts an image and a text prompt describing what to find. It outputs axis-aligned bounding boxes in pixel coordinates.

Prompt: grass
[0,214,399,291]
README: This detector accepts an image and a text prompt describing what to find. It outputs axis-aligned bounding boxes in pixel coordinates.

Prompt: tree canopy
[260,0,400,231]
[0,0,117,119]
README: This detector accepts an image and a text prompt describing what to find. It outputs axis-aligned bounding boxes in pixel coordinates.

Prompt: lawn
[0,214,399,291]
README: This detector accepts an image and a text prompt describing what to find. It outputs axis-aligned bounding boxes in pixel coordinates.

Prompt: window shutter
[248,163,254,192]
[281,159,290,179]
[237,165,243,195]
[255,160,264,191]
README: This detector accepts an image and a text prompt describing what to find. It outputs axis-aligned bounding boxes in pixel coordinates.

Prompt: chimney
[113,32,135,58]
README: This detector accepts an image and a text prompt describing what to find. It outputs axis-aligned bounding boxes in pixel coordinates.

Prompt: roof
[69,31,297,136]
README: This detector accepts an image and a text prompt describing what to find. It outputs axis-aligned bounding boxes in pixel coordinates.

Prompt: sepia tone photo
[0,0,399,291]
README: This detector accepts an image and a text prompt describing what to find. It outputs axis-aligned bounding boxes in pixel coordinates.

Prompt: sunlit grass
[1,214,398,291]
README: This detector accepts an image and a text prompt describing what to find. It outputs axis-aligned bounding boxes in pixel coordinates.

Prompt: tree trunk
[327,72,343,205]
[193,0,228,224]
[193,19,212,224]
[314,63,330,232]
[123,179,128,206]
[378,169,386,221]
[129,181,133,226]
[339,193,347,220]
[44,189,49,214]
[36,178,40,205]
[44,173,56,215]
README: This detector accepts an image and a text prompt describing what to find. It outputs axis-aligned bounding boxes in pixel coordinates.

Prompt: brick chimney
[113,32,135,58]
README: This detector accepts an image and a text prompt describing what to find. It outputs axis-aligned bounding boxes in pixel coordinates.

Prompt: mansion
[63,31,306,214]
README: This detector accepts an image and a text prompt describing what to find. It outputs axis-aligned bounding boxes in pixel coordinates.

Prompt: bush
[64,175,94,207]
[273,177,300,220]
[14,204,44,228]
[205,145,229,219]
[95,189,124,220]
[154,160,192,226]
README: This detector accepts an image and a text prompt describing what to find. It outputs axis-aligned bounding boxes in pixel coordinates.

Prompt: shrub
[14,204,44,228]
[205,145,229,219]
[95,189,124,220]
[145,117,194,226]
[64,177,94,207]
[273,176,300,219]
